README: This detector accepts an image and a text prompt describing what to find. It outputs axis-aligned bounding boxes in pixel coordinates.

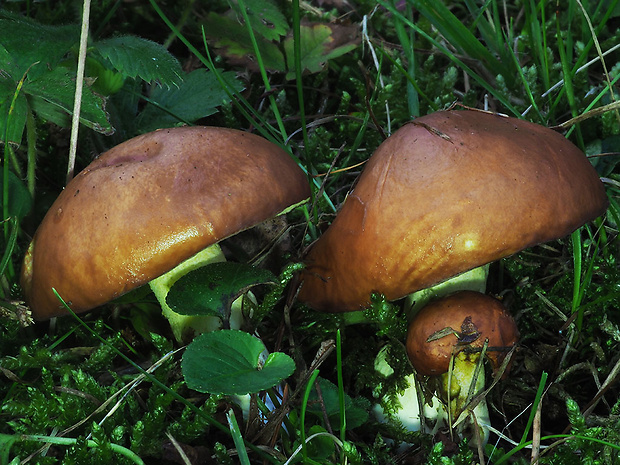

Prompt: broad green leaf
[182,329,294,395]
[306,377,370,430]
[166,262,276,317]
[0,433,18,465]
[0,12,79,80]
[136,68,243,132]
[229,0,289,41]
[283,23,358,79]
[95,36,183,88]
[0,171,32,221]
[202,12,286,72]
[24,67,113,135]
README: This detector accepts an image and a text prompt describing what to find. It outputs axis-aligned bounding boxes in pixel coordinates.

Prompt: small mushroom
[298,110,608,313]
[406,290,519,441]
[21,127,310,339]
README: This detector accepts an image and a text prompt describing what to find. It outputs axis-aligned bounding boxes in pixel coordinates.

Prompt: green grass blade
[226,409,251,465]
[300,369,320,462]
[519,371,548,445]
[408,0,510,82]
[378,0,519,115]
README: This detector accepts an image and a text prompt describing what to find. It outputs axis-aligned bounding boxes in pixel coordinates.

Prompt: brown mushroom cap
[299,110,608,312]
[406,291,519,376]
[21,127,310,319]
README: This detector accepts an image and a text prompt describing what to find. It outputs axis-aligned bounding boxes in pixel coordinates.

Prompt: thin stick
[66,0,91,184]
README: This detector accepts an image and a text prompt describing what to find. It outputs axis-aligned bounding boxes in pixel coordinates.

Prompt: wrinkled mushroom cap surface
[299,110,608,312]
[406,291,519,376]
[21,127,310,319]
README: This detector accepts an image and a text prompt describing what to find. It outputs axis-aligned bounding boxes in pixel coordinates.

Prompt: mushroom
[21,126,310,340]
[298,110,608,313]
[406,290,519,437]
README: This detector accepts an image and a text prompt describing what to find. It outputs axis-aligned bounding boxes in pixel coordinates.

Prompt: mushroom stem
[442,351,490,444]
[149,245,245,342]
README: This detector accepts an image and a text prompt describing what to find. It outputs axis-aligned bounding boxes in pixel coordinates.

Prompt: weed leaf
[136,68,243,132]
[25,67,113,135]
[95,36,183,88]
[230,0,289,41]
[283,23,358,79]
[182,329,294,395]
[166,262,276,318]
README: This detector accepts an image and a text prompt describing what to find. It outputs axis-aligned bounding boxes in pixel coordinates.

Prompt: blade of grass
[300,369,320,463]
[519,371,548,445]
[407,0,511,84]
[226,409,251,465]
[291,0,310,167]
[336,329,346,463]
[571,229,583,330]
[390,1,419,118]
[236,0,288,141]
[378,0,519,115]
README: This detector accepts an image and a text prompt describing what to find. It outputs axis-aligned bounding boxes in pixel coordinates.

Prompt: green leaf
[0,433,18,465]
[306,378,370,430]
[24,67,113,135]
[230,0,289,41]
[0,12,79,80]
[0,170,32,221]
[166,262,276,317]
[283,23,358,79]
[136,68,243,132]
[182,329,294,395]
[95,36,183,88]
[202,12,286,72]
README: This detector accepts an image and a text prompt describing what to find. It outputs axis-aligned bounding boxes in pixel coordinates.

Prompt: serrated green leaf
[95,36,183,88]
[182,329,294,395]
[283,23,358,79]
[166,262,276,317]
[230,0,289,41]
[0,13,79,80]
[136,68,243,132]
[203,12,286,72]
[24,67,113,135]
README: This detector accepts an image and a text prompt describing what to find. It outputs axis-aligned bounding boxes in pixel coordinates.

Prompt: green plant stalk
[392,1,419,119]
[226,409,251,465]
[494,433,620,465]
[52,289,279,464]
[571,230,584,330]
[519,371,548,445]
[336,329,346,463]
[25,107,37,200]
[504,30,543,122]
[291,0,310,168]
[16,434,145,465]
[0,218,19,282]
[236,0,288,141]
[300,369,320,463]
[556,11,584,149]
[66,0,91,183]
